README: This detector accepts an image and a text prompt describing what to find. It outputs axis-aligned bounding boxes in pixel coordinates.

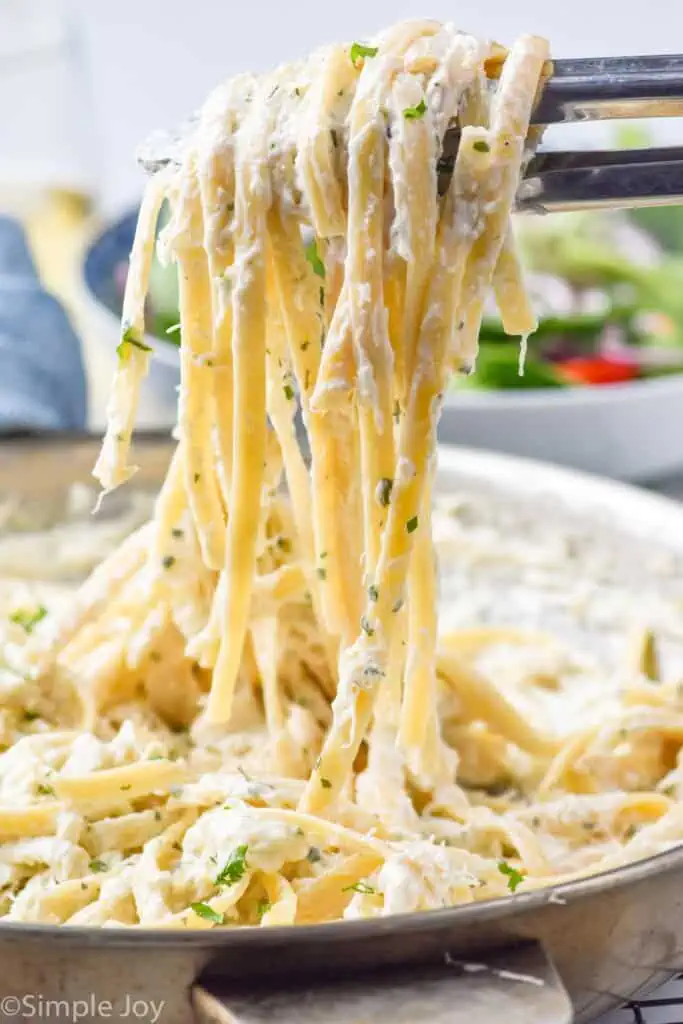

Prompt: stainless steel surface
[2,435,683,1023]
[516,149,683,213]
[193,944,573,1024]
[533,54,683,124]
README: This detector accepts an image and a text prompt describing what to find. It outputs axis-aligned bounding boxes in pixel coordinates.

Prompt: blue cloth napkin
[0,215,87,432]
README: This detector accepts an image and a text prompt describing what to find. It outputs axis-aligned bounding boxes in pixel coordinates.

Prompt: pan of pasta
[3,18,683,1024]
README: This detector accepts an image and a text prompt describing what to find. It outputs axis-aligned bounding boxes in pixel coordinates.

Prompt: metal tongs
[138,53,683,214]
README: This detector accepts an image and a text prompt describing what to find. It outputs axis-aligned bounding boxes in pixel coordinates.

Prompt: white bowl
[440,375,683,482]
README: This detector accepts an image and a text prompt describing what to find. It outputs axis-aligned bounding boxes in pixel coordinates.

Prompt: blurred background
[5,0,683,479]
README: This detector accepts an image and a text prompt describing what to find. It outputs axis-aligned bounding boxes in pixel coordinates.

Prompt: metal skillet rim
[3,432,683,949]
[1,843,683,948]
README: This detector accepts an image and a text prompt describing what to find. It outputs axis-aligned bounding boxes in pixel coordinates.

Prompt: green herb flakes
[342,881,376,895]
[403,98,427,120]
[256,898,272,919]
[305,239,326,279]
[377,477,393,507]
[498,861,525,892]
[406,516,419,534]
[117,322,152,359]
[360,615,375,637]
[215,844,249,887]
[10,606,47,634]
[350,42,379,66]
[191,902,224,924]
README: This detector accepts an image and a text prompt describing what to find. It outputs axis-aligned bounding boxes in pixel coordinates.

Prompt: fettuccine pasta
[3,21,681,930]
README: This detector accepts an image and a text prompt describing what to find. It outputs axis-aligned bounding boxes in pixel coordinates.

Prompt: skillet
[2,434,683,1024]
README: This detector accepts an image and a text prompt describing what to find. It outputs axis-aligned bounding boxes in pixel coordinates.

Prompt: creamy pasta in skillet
[2,21,682,929]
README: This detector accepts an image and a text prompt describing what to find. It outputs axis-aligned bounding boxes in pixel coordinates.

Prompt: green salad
[458,207,683,390]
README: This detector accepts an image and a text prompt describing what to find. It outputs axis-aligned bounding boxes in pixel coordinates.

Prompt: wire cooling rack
[596,977,683,1023]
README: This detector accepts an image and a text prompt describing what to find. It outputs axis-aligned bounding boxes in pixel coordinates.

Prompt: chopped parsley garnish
[171,528,184,539]
[350,42,379,67]
[191,902,224,924]
[473,139,491,153]
[256,898,272,919]
[116,322,152,359]
[36,783,55,797]
[161,555,176,570]
[317,567,327,581]
[215,844,249,887]
[165,323,181,335]
[300,341,310,352]
[89,859,108,874]
[22,709,40,722]
[342,881,376,895]
[320,777,332,789]
[368,584,378,602]
[307,846,322,863]
[10,606,47,634]
[283,383,295,401]
[406,516,419,534]
[363,664,384,679]
[498,861,525,892]
[377,477,393,507]
[391,597,404,614]
[360,615,375,637]
[403,98,427,120]
[120,784,132,791]
[393,400,401,424]
[304,239,325,279]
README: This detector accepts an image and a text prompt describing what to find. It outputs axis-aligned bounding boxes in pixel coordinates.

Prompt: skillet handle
[191,940,573,1024]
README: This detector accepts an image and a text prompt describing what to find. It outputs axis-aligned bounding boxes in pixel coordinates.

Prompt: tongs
[138,53,683,214]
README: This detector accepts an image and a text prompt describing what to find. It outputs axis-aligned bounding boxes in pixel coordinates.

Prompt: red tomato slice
[557,356,639,386]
